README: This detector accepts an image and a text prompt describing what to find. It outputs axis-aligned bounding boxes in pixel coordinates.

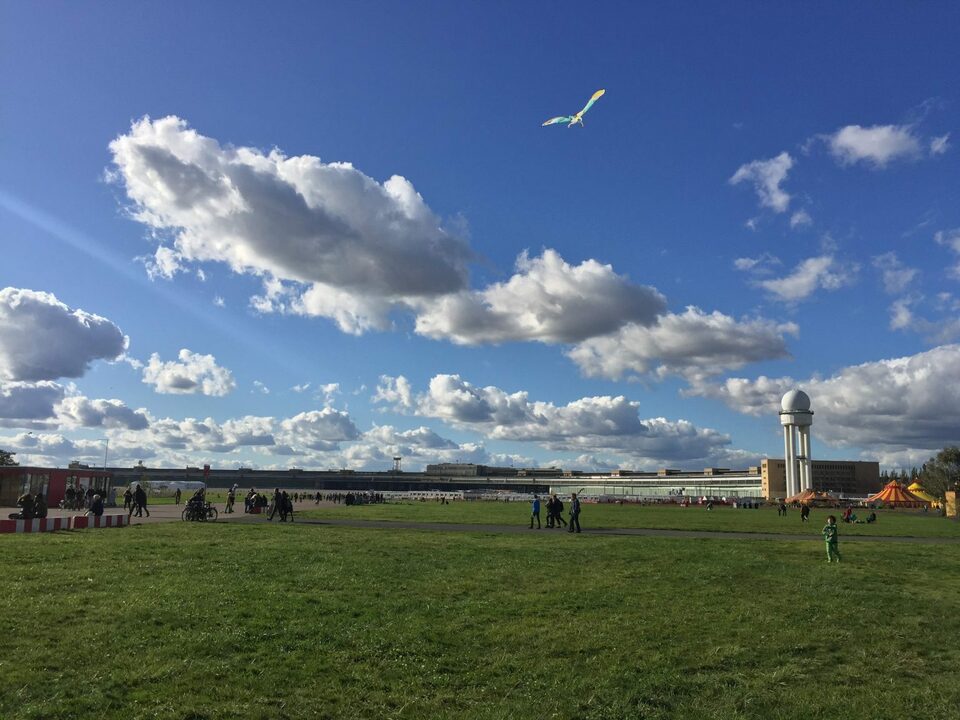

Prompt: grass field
[298,500,960,538]
[2,520,959,720]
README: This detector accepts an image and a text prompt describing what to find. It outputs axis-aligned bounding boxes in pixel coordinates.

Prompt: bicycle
[181,501,218,522]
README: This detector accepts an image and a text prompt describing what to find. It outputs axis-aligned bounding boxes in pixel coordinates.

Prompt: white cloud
[566,307,797,382]
[412,249,667,345]
[253,380,270,395]
[729,151,794,213]
[0,288,127,381]
[872,252,918,294]
[395,373,748,466]
[935,228,960,279]
[213,295,225,307]
[0,381,65,420]
[109,116,471,332]
[733,253,780,274]
[142,245,185,280]
[757,255,857,303]
[930,133,950,155]
[826,124,922,167]
[142,349,235,396]
[56,394,149,430]
[690,344,960,453]
[291,382,311,393]
[887,295,960,343]
[277,409,360,451]
[789,209,812,228]
[373,375,414,411]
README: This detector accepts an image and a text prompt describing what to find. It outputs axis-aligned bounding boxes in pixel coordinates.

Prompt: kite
[542,89,606,128]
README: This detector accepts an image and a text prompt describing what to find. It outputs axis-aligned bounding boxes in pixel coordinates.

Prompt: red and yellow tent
[785,488,839,505]
[907,482,939,506]
[867,480,926,507]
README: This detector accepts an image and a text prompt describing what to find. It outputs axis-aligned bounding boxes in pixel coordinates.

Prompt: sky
[1,1,959,473]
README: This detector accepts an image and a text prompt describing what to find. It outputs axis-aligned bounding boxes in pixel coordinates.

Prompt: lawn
[297,500,960,538]
[1,521,958,720]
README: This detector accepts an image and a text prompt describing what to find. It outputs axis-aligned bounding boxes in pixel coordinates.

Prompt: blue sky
[1,1,958,471]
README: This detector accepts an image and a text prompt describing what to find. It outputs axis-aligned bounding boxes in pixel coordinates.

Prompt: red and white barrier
[72,514,128,529]
[0,516,73,533]
[0,513,129,533]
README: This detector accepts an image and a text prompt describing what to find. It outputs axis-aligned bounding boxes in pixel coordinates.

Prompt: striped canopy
[867,480,927,507]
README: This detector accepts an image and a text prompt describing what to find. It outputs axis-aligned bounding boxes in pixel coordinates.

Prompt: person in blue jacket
[529,495,541,529]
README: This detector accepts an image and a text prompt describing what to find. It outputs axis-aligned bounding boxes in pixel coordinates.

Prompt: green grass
[1,522,958,719]
[298,500,960,538]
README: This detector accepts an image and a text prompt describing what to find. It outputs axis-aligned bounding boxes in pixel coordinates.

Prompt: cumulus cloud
[756,255,857,303]
[729,151,794,213]
[56,395,149,430]
[826,124,922,167]
[109,115,471,332]
[378,373,746,466]
[277,409,360,452]
[373,375,414,411]
[886,295,960,344]
[142,245,185,280]
[412,249,667,345]
[0,381,65,420]
[872,252,918,294]
[142,349,235,396]
[565,307,797,382]
[0,288,127,381]
[690,345,960,453]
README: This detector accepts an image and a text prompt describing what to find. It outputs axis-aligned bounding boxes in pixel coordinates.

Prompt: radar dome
[781,389,811,412]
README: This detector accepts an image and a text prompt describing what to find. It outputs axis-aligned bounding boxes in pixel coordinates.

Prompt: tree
[920,447,960,514]
[0,449,18,466]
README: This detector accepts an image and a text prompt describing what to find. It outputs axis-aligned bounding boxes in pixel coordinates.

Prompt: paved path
[221,513,960,544]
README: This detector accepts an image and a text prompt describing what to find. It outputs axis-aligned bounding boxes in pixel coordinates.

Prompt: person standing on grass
[800,504,810,523]
[553,495,567,529]
[122,486,132,512]
[174,488,181,505]
[133,483,150,518]
[822,515,840,563]
[283,490,294,522]
[529,495,541,529]
[567,493,581,533]
[225,487,235,513]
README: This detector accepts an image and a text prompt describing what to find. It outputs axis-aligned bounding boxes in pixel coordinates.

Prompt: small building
[761,458,880,498]
[0,466,114,506]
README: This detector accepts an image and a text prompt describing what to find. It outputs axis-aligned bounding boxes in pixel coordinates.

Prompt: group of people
[529,493,581,533]
[122,484,150,517]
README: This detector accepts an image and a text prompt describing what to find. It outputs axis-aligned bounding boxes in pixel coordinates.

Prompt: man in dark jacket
[33,492,48,519]
[133,484,150,517]
[88,494,104,517]
[567,493,581,533]
[552,494,567,529]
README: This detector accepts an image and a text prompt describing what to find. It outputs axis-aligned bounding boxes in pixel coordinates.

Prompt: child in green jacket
[822,515,840,563]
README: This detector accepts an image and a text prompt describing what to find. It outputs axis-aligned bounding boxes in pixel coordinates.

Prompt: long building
[1,458,881,507]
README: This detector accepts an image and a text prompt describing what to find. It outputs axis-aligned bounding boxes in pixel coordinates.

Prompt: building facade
[761,459,880,498]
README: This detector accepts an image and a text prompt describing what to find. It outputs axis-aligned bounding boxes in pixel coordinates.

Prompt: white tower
[779,390,813,498]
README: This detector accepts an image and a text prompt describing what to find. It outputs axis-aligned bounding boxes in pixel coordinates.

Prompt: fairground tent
[907,482,940,506]
[867,480,926,507]
[785,488,839,505]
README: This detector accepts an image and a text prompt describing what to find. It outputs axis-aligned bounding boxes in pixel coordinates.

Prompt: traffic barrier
[72,514,128,529]
[0,516,73,533]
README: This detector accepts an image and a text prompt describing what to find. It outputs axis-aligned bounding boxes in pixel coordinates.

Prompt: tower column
[783,426,793,497]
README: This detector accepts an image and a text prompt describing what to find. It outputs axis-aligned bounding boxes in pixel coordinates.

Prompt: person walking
[225,487,236,514]
[822,515,840,563]
[269,488,284,521]
[133,483,150,518]
[529,495,541,529]
[552,495,567,529]
[174,488,182,505]
[567,493,581,533]
[283,490,294,522]
[800,504,811,523]
[122,486,132,512]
